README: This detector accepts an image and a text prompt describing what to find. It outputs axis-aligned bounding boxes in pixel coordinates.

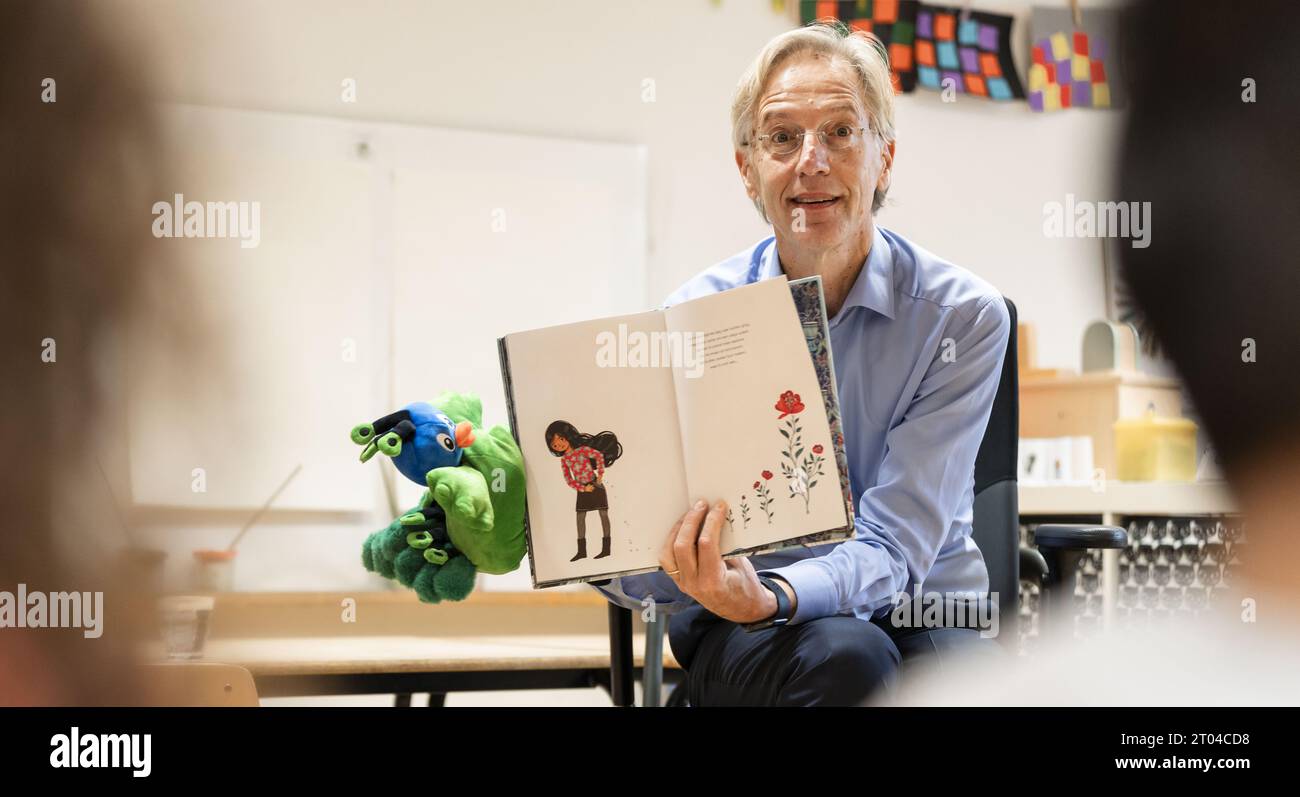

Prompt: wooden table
[184,632,680,701]
[150,591,682,704]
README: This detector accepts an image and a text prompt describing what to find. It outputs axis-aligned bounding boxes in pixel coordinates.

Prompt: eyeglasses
[752,120,870,157]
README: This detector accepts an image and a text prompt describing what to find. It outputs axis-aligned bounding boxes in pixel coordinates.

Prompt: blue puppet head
[349,401,475,486]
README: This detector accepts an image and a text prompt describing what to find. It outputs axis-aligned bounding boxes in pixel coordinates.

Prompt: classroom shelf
[1018,481,1237,517]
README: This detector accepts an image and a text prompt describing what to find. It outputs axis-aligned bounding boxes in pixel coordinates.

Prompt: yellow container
[1113,409,1197,481]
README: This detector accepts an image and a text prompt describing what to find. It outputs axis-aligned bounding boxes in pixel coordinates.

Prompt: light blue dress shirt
[593,225,1010,625]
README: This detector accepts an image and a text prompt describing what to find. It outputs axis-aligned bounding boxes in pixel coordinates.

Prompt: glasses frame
[752,119,872,157]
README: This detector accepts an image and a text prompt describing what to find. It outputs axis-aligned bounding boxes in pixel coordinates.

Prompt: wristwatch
[741,576,794,632]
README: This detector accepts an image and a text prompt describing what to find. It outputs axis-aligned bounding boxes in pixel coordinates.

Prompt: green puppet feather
[355,390,528,603]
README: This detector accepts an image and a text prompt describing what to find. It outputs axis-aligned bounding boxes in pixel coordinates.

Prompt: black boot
[569,537,587,562]
[594,534,611,559]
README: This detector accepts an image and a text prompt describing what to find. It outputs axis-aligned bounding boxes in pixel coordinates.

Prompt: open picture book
[498,275,854,588]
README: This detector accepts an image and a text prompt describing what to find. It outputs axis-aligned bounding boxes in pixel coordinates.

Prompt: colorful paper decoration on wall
[799,2,1024,101]
[911,4,1024,100]
[799,1,921,93]
[1027,6,1126,111]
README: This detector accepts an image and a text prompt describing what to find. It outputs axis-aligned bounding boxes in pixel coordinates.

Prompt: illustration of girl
[544,420,622,562]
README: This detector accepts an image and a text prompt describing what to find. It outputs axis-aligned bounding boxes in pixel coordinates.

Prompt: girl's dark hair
[544,420,622,468]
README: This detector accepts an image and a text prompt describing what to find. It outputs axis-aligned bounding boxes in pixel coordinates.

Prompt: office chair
[969,298,1127,649]
[606,297,1127,705]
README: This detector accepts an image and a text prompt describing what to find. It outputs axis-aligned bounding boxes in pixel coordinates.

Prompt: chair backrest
[141,662,260,706]
[969,297,1020,643]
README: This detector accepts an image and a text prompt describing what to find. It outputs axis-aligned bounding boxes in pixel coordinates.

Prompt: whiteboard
[128,107,383,511]
[389,127,649,508]
[127,105,647,514]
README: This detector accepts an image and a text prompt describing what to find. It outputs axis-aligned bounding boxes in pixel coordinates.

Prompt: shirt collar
[760,226,896,321]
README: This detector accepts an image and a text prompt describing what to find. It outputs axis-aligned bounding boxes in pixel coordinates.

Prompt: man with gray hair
[595,21,1010,706]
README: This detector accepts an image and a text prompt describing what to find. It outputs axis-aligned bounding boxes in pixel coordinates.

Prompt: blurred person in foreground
[0,1,196,705]
[886,0,1300,706]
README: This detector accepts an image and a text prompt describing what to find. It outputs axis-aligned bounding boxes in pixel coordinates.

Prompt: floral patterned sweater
[560,446,605,490]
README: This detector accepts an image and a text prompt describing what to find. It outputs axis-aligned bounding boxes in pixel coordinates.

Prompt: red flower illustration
[753,481,760,489]
[775,390,805,418]
[762,470,773,480]
[812,444,824,454]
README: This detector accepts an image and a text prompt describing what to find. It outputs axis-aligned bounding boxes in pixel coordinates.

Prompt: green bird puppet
[351,390,527,603]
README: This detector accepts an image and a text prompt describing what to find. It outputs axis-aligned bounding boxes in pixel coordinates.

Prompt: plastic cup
[158,595,215,660]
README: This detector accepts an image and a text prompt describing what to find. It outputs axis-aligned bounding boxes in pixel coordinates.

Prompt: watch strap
[741,576,792,632]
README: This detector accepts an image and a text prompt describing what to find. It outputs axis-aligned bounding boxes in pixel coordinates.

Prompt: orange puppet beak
[454,421,476,449]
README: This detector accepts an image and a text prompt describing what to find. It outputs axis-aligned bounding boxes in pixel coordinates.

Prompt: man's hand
[659,498,794,624]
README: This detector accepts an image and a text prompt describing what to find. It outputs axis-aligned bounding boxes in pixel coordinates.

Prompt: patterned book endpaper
[733,275,856,556]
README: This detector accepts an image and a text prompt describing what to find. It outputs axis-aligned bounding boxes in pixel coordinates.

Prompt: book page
[501,310,689,587]
[664,277,851,554]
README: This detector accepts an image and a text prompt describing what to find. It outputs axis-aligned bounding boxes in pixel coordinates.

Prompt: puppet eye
[437,433,455,452]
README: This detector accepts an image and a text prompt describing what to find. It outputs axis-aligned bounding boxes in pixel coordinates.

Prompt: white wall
[108,0,1126,591]
[120,0,1123,369]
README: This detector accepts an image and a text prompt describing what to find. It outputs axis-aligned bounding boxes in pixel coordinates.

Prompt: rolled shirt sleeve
[757,295,1010,625]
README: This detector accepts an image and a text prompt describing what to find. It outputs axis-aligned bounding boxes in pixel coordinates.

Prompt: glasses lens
[823,123,856,150]
[760,122,864,155]
[761,126,798,155]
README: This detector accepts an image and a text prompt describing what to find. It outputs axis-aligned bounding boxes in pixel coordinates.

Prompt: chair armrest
[1032,524,1128,550]
[1019,546,1049,583]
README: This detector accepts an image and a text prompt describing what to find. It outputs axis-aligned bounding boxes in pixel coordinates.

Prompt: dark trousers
[668,603,1000,706]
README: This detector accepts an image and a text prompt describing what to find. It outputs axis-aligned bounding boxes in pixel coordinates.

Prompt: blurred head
[1117,0,1300,486]
[731,21,896,246]
[0,1,195,705]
